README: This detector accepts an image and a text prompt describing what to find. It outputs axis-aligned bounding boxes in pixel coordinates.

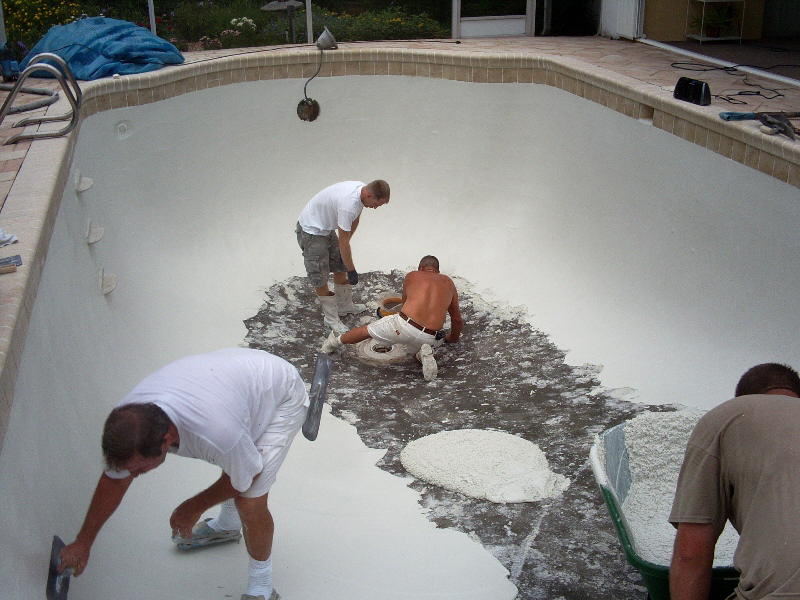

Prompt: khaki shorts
[241,376,309,498]
[295,222,346,288]
[367,313,438,356]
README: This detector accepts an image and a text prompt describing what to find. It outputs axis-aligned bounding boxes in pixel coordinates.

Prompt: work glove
[347,270,359,285]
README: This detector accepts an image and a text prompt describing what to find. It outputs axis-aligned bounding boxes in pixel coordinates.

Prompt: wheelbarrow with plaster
[589,423,739,599]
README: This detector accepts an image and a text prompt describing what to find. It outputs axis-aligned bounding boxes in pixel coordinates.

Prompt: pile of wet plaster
[400,429,570,503]
[621,410,739,566]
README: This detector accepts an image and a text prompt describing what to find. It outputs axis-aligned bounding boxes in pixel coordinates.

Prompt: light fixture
[297,27,338,122]
[315,26,337,50]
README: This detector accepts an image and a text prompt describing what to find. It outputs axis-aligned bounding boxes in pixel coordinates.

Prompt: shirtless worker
[58,348,308,600]
[321,255,463,381]
[296,180,390,334]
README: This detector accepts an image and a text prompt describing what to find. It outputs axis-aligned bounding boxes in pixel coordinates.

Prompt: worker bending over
[295,180,390,333]
[59,348,308,600]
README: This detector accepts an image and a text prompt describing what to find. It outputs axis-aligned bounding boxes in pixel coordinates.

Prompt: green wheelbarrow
[589,423,739,600]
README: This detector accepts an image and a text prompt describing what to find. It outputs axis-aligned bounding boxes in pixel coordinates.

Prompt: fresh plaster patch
[401,429,569,503]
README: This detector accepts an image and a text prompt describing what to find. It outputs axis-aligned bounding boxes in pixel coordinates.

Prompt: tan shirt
[669,394,800,598]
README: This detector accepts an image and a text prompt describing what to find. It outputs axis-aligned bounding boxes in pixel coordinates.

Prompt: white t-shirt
[298,181,364,235]
[105,348,306,493]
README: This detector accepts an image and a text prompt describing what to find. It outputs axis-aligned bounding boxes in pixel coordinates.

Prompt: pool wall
[1,45,799,449]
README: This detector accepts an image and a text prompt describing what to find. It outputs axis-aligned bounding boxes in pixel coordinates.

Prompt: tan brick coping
[1,47,798,449]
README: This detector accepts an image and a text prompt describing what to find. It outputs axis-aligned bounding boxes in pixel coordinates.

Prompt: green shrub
[313,0,450,25]
[2,0,83,48]
[173,0,269,42]
[173,1,447,49]
[310,6,448,41]
[259,5,448,44]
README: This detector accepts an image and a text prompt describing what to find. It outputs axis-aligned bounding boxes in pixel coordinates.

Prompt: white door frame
[451,0,536,38]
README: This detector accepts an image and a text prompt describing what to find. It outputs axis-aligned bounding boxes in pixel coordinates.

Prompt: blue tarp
[20,17,184,81]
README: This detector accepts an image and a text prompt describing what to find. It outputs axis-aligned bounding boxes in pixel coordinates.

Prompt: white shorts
[242,377,309,498]
[367,313,438,356]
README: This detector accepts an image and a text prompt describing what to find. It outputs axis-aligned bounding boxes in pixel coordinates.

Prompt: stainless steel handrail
[0,53,82,145]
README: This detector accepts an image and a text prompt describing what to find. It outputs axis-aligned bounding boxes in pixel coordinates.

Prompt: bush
[309,6,448,42]
[173,0,268,42]
[313,0,450,25]
[2,0,83,48]
[4,0,448,54]
[175,2,448,48]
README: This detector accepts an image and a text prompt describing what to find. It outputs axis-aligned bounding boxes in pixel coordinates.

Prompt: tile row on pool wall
[1,47,798,449]
[0,130,75,446]
[77,48,800,188]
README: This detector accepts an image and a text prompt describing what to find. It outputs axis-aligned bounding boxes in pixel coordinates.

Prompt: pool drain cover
[354,339,413,366]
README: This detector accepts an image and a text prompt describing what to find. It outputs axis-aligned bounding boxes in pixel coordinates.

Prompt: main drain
[354,339,413,366]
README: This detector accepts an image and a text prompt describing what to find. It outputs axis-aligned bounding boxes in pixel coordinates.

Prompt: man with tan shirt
[321,255,463,381]
[669,362,800,600]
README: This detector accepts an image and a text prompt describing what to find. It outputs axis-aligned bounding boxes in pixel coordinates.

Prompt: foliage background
[3,0,450,50]
[2,0,598,52]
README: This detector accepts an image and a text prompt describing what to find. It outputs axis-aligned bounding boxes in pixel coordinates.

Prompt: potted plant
[691,4,737,39]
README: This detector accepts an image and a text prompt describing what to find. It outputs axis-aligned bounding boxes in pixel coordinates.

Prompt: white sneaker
[339,302,367,316]
[241,592,280,600]
[417,344,437,381]
[172,518,241,550]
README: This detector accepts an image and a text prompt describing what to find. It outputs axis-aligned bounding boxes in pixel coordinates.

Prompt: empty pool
[1,73,798,599]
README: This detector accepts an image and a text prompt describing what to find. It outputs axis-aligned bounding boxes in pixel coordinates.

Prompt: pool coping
[1,45,798,449]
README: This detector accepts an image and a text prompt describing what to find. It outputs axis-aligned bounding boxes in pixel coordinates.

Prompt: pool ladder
[0,53,82,145]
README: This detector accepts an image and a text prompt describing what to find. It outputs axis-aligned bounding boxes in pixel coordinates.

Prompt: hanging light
[297,27,337,122]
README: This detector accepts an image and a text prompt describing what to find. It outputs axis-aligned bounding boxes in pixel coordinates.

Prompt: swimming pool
[1,49,799,599]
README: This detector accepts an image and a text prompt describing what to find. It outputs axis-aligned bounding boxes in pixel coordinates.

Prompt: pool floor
[245,271,659,598]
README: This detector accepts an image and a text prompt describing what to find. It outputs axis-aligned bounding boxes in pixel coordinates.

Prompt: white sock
[245,556,273,598]
[207,499,241,532]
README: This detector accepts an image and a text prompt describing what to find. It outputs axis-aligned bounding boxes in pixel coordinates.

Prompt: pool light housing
[315,27,337,50]
[298,27,337,121]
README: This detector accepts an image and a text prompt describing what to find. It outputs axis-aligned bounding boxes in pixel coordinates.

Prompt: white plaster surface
[1,75,799,598]
[400,429,570,503]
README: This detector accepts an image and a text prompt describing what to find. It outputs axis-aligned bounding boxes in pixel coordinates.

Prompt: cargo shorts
[295,222,347,288]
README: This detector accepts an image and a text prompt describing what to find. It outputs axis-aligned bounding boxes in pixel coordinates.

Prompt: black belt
[399,311,445,339]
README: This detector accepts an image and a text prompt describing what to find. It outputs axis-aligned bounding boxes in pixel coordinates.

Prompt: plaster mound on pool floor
[400,428,570,503]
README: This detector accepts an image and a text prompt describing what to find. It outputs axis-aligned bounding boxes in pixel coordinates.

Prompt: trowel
[302,353,333,441]
[46,536,72,600]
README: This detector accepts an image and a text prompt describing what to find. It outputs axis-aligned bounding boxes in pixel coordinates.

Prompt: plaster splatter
[244,270,662,598]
